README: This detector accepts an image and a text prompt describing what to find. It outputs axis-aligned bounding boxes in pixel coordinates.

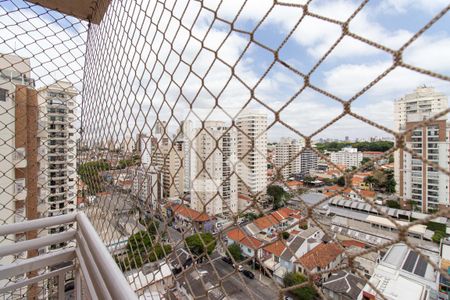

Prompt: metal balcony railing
[0,213,137,300]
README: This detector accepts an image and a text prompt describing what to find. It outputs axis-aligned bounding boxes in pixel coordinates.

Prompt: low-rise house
[297,242,344,281]
[323,271,365,300]
[166,203,213,232]
[264,227,324,284]
[226,227,263,259]
[127,261,173,298]
[245,207,303,241]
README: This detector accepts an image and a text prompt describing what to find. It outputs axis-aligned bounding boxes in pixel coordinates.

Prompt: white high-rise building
[274,138,301,179]
[394,87,449,212]
[177,120,194,194]
[38,81,78,248]
[191,121,238,216]
[0,54,38,270]
[330,147,363,168]
[132,166,162,211]
[236,111,267,199]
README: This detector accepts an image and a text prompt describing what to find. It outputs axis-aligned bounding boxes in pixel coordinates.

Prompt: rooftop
[298,243,344,271]
[323,271,365,299]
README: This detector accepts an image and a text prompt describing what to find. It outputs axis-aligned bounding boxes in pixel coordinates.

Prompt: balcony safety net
[1,0,450,299]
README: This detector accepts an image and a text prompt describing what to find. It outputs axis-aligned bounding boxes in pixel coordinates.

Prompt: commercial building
[38,81,78,248]
[274,138,302,179]
[236,111,268,199]
[394,87,449,212]
[359,243,439,300]
[0,54,39,267]
[330,147,363,168]
[191,121,238,216]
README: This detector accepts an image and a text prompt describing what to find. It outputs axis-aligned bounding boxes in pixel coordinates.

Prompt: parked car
[242,270,254,279]
[234,264,243,272]
[221,256,232,264]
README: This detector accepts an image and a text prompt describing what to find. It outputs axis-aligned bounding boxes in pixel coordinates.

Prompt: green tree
[282,232,290,240]
[245,212,258,221]
[303,176,316,185]
[336,176,345,187]
[267,185,289,209]
[185,233,216,257]
[78,160,110,194]
[432,231,446,244]
[283,272,317,300]
[227,243,242,262]
[386,200,401,209]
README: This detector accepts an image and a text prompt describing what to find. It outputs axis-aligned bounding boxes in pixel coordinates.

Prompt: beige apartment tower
[236,111,268,200]
[191,121,238,216]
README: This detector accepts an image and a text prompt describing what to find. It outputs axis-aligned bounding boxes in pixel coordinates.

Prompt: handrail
[0,213,137,299]
[0,213,76,236]
[76,212,138,300]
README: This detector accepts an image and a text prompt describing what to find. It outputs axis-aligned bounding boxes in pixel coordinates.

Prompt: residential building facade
[236,111,268,199]
[274,138,301,179]
[330,147,363,168]
[394,87,449,212]
[0,54,39,267]
[191,121,238,216]
[38,81,78,248]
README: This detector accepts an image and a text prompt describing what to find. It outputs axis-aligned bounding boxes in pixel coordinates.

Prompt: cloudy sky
[1,0,450,142]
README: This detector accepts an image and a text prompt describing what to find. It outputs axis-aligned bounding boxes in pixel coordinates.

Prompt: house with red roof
[245,207,303,240]
[226,227,264,259]
[297,242,344,280]
[166,203,213,232]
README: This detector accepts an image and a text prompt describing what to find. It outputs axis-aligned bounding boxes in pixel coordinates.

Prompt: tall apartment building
[274,138,301,179]
[140,125,184,199]
[132,165,162,211]
[299,148,318,176]
[0,54,39,267]
[38,81,78,247]
[401,114,449,212]
[330,147,363,168]
[394,86,448,205]
[176,120,194,194]
[236,111,268,199]
[191,121,238,216]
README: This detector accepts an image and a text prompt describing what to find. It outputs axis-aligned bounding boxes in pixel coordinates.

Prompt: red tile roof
[360,190,376,198]
[287,180,303,187]
[253,207,302,230]
[298,243,343,270]
[263,240,286,257]
[253,214,279,230]
[226,228,263,250]
[341,240,366,248]
[168,203,210,222]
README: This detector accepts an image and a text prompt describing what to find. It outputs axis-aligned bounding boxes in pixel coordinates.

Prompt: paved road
[210,257,279,300]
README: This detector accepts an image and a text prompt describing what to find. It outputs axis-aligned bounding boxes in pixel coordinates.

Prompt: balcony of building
[0,213,137,299]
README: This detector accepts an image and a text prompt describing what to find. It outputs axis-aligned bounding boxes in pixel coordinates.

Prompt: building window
[0,88,7,102]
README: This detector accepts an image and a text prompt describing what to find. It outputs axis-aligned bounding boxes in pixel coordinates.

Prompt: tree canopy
[267,185,290,209]
[227,243,242,262]
[283,272,317,300]
[185,232,216,257]
[316,141,394,153]
[78,160,110,194]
